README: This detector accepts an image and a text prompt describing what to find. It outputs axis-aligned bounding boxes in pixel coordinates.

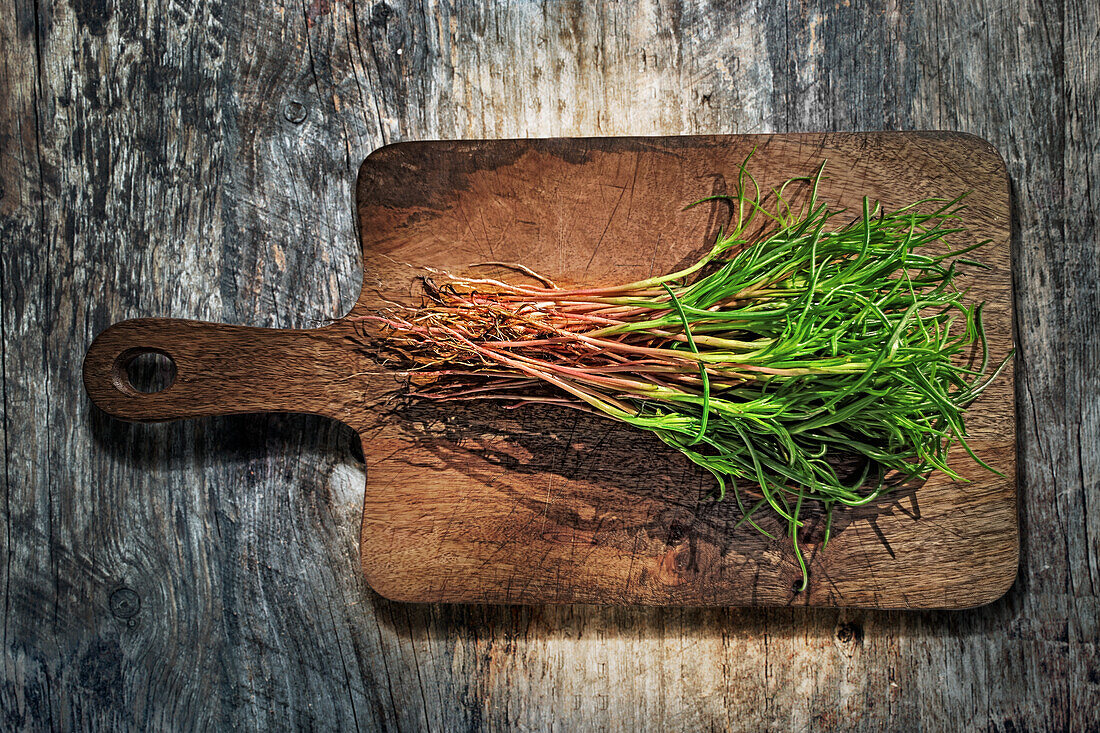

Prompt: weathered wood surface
[0,0,1095,729]
[82,133,1017,610]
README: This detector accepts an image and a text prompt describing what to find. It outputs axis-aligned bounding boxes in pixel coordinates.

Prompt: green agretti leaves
[372,159,1011,591]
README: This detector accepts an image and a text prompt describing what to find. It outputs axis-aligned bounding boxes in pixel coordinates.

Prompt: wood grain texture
[83,319,366,422]
[1,0,1096,730]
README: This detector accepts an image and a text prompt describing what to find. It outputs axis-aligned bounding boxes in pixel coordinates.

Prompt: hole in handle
[113,348,177,395]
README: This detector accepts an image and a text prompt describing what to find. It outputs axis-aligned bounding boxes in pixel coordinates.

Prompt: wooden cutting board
[84,133,1017,609]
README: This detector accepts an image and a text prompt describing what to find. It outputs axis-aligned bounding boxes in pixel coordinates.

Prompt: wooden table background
[1,0,1097,730]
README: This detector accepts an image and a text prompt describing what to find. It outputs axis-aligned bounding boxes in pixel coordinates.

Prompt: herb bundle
[365,161,1009,589]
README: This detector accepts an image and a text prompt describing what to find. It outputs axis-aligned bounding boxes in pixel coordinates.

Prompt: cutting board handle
[83,318,356,423]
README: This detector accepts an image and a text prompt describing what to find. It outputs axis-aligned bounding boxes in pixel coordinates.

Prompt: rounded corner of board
[359,568,418,605]
[947,131,1010,178]
[356,141,422,192]
[359,140,415,166]
[952,555,1021,611]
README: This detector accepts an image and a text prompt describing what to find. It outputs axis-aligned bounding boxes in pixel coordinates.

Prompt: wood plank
[1,0,1096,729]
